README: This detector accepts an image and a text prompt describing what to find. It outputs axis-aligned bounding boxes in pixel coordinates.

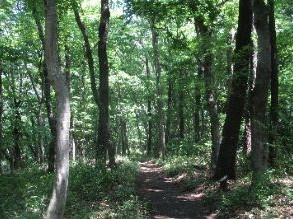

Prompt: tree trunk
[251,0,271,182]
[251,0,271,178]
[71,0,100,106]
[268,0,279,167]
[31,4,57,173]
[44,0,71,217]
[151,21,165,158]
[97,0,116,167]
[0,64,3,174]
[178,71,185,140]
[38,110,45,163]
[65,43,76,162]
[197,22,221,170]
[166,76,173,145]
[145,58,153,156]
[214,0,253,180]
[193,64,202,143]
[120,119,129,156]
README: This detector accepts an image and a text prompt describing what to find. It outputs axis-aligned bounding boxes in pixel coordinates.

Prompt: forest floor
[138,160,217,219]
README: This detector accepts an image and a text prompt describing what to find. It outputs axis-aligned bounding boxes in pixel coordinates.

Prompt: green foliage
[203,170,293,218]
[0,159,148,218]
[166,139,211,157]
[0,168,53,218]
[159,154,207,177]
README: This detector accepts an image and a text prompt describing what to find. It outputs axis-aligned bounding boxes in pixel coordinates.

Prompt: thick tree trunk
[268,0,279,167]
[151,21,165,158]
[97,0,116,167]
[214,0,253,180]
[251,0,271,178]
[44,0,71,218]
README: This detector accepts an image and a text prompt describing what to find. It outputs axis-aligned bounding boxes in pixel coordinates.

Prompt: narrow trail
[139,160,217,219]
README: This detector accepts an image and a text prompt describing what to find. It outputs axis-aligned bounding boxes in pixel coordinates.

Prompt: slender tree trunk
[97,0,116,167]
[31,4,57,173]
[251,0,271,179]
[268,0,279,167]
[178,71,185,139]
[120,119,129,156]
[166,76,173,145]
[214,0,253,180]
[38,110,45,163]
[71,0,100,105]
[65,44,76,162]
[193,64,202,143]
[45,0,71,217]
[145,58,152,156]
[12,100,22,170]
[151,21,165,158]
[242,55,254,155]
[0,64,3,174]
[197,22,221,170]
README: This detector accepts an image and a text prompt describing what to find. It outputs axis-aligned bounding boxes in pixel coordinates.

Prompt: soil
[138,160,217,219]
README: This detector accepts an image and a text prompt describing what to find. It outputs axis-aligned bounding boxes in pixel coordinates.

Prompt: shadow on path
[139,160,217,219]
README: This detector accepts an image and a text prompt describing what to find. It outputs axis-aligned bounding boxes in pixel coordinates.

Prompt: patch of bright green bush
[166,139,211,157]
[159,155,207,177]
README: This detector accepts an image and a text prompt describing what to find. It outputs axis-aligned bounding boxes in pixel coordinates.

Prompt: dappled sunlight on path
[139,160,217,219]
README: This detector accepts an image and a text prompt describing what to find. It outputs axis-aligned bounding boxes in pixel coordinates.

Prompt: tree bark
[268,0,279,167]
[197,21,221,170]
[214,0,253,180]
[97,0,116,167]
[145,58,153,156]
[31,3,57,173]
[151,21,165,158]
[44,0,71,218]
[0,64,3,174]
[193,64,202,143]
[251,0,271,178]
[178,71,185,140]
[166,76,173,145]
[71,0,100,106]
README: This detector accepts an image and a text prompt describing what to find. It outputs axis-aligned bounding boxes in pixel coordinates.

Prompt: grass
[0,157,148,219]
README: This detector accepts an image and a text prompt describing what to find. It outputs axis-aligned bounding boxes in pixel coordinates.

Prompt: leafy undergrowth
[0,157,148,218]
[159,155,293,218]
[205,172,293,218]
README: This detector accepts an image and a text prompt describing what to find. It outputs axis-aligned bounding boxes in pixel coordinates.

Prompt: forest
[0,0,292,218]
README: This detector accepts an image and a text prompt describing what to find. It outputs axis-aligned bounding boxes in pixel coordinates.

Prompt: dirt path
[139,160,217,219]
